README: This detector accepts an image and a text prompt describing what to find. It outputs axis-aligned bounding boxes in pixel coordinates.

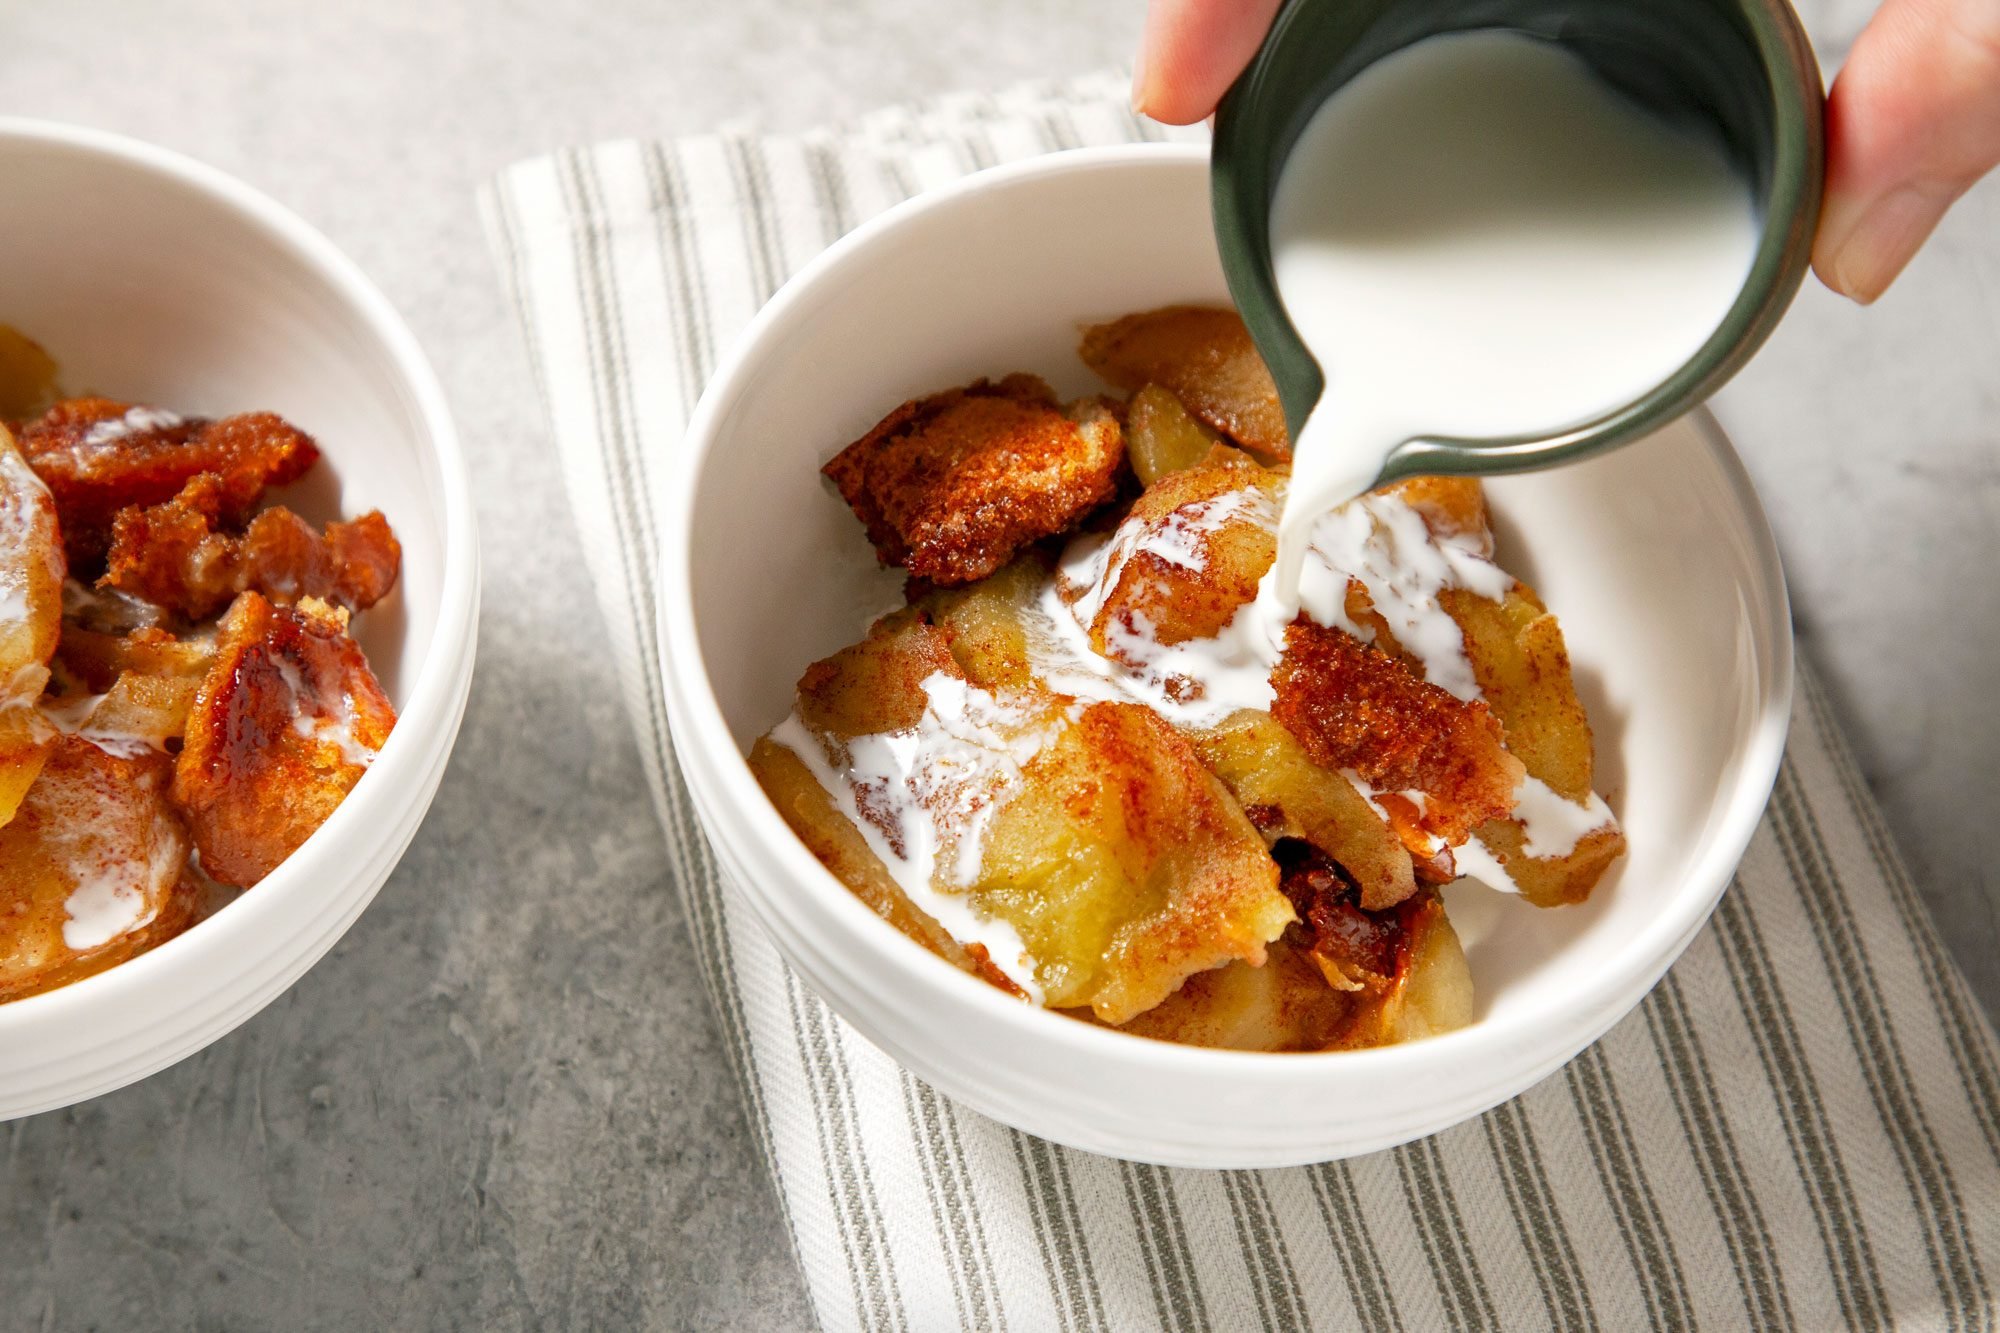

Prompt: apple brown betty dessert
[747,306,1628,1054]
[0,325,399,1002]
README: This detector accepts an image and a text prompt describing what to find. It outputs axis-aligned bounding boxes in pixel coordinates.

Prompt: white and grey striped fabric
[484,72,2000,1331]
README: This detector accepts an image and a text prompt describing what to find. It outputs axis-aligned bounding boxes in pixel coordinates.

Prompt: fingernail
[1826,184,1954,304]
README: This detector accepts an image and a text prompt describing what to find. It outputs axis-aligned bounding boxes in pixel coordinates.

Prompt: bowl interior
[0,127,445,704]
[683,146,1787,1047]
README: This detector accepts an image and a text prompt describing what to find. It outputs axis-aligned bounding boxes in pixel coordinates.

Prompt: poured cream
[1450,836,1522,897]
[45,769,182,952]
[1514,775,1616,859]
[795,468,1620,982]
[78,405,183,453]
[1267,30,1761,601]
[275,657,382,769]
[773,673,1073,998]
[1040,487,1509,727]
[40,692,175,759]
[1036,482,1617,884]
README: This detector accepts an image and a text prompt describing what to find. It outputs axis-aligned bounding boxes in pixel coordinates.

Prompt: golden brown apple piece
[173,593,395,886]
[1194,712,1418,911]
[1079,306,1290,461]
[750,607,1294,1023]
[1125,383,1228,485]
[977,698,1294,1023]
[1447,581,1626,906]
[0,423,64,827]
[0,736,198,1001]
[1112,842,1472,1051]
[1072,458,1277,656]
[0,324,60,420]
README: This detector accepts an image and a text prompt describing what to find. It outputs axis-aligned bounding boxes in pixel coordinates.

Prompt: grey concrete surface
[0,1,1994,1328]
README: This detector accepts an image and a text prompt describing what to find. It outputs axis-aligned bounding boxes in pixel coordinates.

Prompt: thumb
[1133,0,1286,125]
[1815,0,2000,302]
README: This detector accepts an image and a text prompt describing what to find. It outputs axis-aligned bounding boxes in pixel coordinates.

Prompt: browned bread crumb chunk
[822,374,1123,587]
[173,592,396,887]
[103,472,401,620]
[1271,618,1523,846]
[14,397,319,568]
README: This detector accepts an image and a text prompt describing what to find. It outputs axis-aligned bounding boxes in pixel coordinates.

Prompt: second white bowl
[0,120,479,1119]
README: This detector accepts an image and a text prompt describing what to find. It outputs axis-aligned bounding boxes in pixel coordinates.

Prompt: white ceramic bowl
[662,144,1790,1167]
[0,120,478,1119]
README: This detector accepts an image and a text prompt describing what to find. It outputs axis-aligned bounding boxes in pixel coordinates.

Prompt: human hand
[1131,0,2000,304]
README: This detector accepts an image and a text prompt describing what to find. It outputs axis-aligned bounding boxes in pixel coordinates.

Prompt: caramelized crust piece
[1079,306,1290,461]
[102,472,400,619]
[1272,619,1523,844]
[0,737,196,1001]
[15,398,318,566]
[1277,840,1418,988]
[1272,840,1472,1048]
[823,375,1124,586]
[173,593,395,887]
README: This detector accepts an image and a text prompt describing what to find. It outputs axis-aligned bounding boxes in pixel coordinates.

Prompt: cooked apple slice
[1126,383,1226,486]
[0,424,63,693]
[1194,712,1417,910]
[0,708,54,831]
[753,609,1293,1023]
[0,325,59,420]
[976,699,1293,1023]
[1072,460,1278,656]
[1447,580,1626,906]
[1080,306,1290,461]
[1113,844,1471,1051]
[0,736,196,1001]
[0,424,64,827]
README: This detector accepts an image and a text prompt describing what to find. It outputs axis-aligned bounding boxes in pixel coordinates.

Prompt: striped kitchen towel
[483,71,2000,1330]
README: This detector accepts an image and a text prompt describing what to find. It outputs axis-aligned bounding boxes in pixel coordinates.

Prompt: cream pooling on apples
[778,467,1618,971]
[772,675,1073,1001]
[1038,485,1510,727]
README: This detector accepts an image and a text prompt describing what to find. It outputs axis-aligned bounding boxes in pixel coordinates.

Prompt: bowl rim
[659,142,1793,1083]
[0,117,480,1035]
